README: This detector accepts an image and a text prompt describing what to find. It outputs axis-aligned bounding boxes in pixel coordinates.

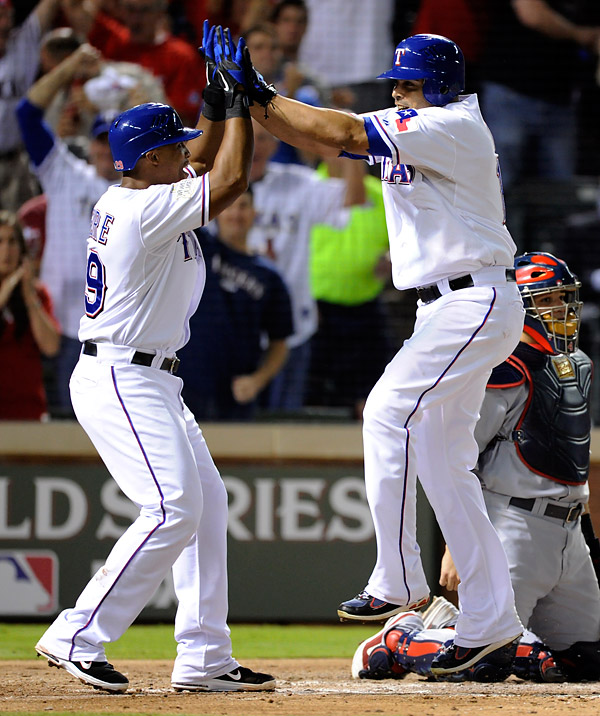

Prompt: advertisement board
[0,461,439,621]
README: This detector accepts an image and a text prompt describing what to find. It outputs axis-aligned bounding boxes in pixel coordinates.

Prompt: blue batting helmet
[514,252,582,354]
[108,103,202,171]
[377,34,464,107]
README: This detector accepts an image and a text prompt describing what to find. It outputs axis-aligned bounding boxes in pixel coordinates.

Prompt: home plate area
[2,659,600,716]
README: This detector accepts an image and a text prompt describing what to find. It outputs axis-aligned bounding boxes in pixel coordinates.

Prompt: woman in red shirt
[0,211,60,420]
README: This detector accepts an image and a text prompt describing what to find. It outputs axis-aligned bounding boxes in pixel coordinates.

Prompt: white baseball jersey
[248,161,347,348]
[362,94,516,289]
[36,141,113,339]
[79,174,209,351]
[0,12,41,151]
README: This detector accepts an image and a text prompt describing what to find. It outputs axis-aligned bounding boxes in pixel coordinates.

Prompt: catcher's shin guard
[512,642,565,683]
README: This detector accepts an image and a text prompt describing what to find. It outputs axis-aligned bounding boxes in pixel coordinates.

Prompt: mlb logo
[0,551,58,615]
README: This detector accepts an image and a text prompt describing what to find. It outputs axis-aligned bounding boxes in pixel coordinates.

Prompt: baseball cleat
[35,643,129,692]
[430,633,522,675]
[422,595,459,630]
[172,666,276,692]
[338,590,429,622]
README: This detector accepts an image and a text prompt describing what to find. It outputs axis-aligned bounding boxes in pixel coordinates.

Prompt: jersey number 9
[85,250,106,318]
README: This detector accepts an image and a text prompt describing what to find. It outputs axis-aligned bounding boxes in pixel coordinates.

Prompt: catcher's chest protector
[508,348,592,485]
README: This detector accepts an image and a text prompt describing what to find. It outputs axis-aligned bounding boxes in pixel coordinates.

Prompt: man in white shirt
[233,31,525,675]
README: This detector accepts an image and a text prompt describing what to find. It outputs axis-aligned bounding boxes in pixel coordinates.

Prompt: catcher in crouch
[357,252,600,683]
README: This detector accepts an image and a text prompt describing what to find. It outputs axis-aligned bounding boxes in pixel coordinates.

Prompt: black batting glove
[241,44,278,116]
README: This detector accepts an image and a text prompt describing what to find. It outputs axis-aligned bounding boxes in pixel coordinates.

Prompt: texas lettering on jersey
[382,159,415,185]
[177,232,199,262]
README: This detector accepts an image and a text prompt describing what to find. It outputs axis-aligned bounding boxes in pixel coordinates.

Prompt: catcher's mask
[514,252,582,354]
[377,34,464,106]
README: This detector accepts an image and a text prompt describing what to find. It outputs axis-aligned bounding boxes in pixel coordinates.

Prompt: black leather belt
[417,268,516,304]
[82,341,180,374]
[509,496,583,523]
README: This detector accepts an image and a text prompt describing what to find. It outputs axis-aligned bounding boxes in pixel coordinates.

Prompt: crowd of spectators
[1,0,600,423]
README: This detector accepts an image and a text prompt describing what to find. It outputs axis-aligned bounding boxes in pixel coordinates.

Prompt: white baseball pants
[39,352,237,682]
[363,280,525,647]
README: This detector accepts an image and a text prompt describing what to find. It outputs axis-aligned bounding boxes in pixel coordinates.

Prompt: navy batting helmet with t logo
[377,34,464,107]
[108,103,203,172]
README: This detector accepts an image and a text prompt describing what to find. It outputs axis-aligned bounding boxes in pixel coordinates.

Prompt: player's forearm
[208,116,254,220]
[250,95,369,157]
[188,115,225,175]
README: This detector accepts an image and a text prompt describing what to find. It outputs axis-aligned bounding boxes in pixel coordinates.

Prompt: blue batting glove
[214,26,247,91]
[199,20,219,84]
[198,20,226,120]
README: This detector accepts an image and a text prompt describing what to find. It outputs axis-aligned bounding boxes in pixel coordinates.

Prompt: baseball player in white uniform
[35,28,275,693]
[227,32,526,673]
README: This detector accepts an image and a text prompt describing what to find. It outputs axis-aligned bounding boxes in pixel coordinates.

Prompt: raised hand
[240,44,278,112]
[198,20,226,120]
[212,26,248,106]
[199,19,219,86]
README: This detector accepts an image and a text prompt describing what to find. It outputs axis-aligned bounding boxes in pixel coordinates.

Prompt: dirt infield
[2,659,600,715]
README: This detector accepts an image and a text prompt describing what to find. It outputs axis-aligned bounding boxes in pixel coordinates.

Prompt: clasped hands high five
[198,19,277,112]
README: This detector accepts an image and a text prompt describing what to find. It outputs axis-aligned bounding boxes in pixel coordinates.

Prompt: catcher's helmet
[108,103,202,172]
[377,34,464,107]
[514,252,582,354]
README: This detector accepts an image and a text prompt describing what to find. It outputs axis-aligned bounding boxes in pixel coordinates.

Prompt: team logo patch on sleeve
[395,108,418,132]
[170,177,197,200]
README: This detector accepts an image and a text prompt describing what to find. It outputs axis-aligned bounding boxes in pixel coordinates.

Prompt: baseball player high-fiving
[233,33,526,674]
[34,24,275,693]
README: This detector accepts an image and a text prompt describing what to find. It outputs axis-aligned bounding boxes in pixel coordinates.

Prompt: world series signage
[0,462,438,621]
